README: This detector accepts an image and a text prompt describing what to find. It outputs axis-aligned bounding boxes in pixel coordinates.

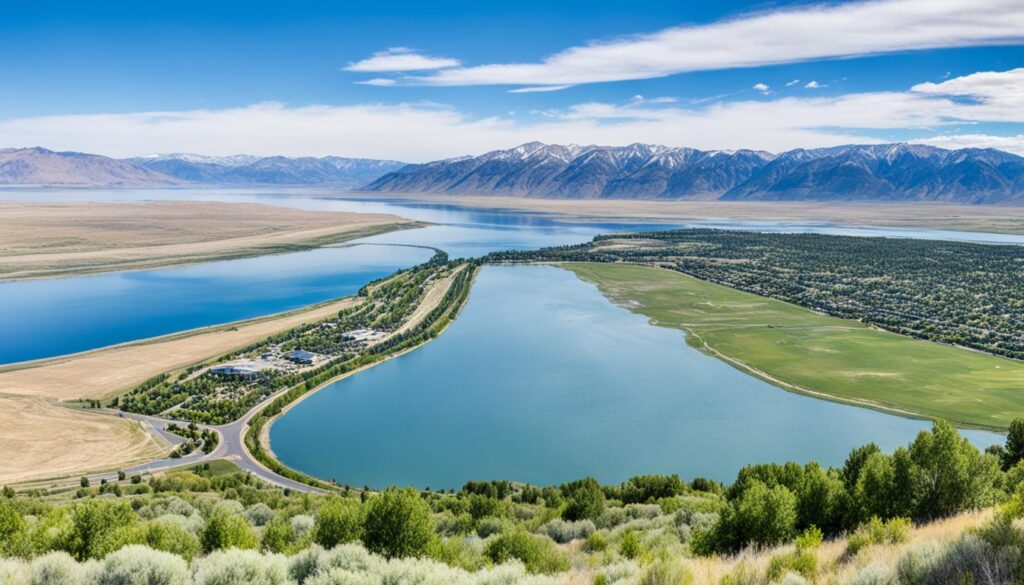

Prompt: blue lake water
[270,265,1002,488]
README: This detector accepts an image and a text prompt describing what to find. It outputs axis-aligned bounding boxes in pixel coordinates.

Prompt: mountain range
[365,142,1024,204]
[4,143,1024,204]
[0,147,406,188]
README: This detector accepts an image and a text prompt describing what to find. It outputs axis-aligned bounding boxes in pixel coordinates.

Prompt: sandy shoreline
[0,200,422,281]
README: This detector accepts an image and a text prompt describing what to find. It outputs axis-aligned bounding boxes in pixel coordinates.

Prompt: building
[285,349,319,365]
[209,361,266,380]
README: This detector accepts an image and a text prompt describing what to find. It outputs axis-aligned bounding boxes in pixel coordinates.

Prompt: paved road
[110,394,322,493]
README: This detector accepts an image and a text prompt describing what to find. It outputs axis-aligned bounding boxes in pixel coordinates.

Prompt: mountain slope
[365,142,1024,203]
[127,154,407,188]
[0,147,180,186]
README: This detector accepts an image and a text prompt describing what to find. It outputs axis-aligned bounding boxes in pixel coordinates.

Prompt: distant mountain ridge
[365,142,1024,204]
[0,148,407,188]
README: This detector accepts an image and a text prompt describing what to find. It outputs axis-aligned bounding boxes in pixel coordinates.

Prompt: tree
[80,477,90,489]
[484,529,570,574]
[313,497,364,549]
[854,452,896,520]
[908,420,1001,519]
[840,443,882,491]
[1003,418,1024,470]
[561,477,606,522]
[202,507,257,552]
[361,487,435,559]
[706,480,798,552]
[140,519,201,560]
[261,515,296,554]
[0,497,27,557]
[619,475,685,504]
[62,499,138,560]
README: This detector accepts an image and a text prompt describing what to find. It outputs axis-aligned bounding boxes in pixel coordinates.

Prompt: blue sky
[2,0,1023,160]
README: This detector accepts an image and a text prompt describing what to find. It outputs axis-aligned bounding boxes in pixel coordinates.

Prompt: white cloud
[805,80,823,89]
[344,47,461,72]
[355,78,397,87]
[4,70,1024,160]
[753,83,771,94]
[786,79,801,87]
[507,85,574,93]
[911,133,1024,154]
[911,68,1024,120]
[401,0,1024,88]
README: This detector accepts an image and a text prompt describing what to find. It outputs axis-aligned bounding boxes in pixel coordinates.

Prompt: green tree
[62,499,138,560]
[139,519,201,560]
[561,477,606,522]
[854,453,896,520]
[484,529,570,574]
[1003,418,1024,470]
[202,507,257,552]
[908,420,1001,519]
[261,515,297,554]
[0,497,27,557]
[707,480,798,552]
[361,487,435,559]
[794,463,845,534]
[313,497,364,549]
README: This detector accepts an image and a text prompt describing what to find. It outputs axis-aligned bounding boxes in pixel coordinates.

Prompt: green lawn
[565,262,1024,430]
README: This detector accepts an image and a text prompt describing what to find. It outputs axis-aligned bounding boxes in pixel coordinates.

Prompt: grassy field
[566,262,1024,430]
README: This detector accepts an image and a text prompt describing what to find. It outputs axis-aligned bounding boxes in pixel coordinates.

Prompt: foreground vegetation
[4,421,1024,583]
[488,229,1024,360]
[563,262,1024,429]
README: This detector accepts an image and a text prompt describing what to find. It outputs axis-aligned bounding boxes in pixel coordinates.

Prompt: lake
[270,264,1002,488]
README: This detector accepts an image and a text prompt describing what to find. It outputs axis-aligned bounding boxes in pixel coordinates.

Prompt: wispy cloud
[355,78,398,87]
[753,83,771,95]
[344,47,461,72]
[387,0,1024,88]
[5,70,1024,160]
[805,80,823,89]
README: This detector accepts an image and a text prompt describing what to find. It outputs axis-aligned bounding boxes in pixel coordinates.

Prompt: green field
[565,262,1024,430]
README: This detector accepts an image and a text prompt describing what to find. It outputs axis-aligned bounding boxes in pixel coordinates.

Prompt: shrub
[535,519,595,543]
[765,550,817,583]
[839,562,895,585]
[313,498,363,549]
[484,530,569,575]
[583,530,608,552]
[139,519,201,560]
[361,488,435,559]
[718,562,757,585]
[192,548,290,585]
[638,557,691,585]
[700,480,797,553]
[95,545,189,585]
[474,517,509,539]
[62,499,140,560]
[28,552,81,585]
[844,517,911,557]
[201,508,257,552]
[619,528,642,560]
[245,504,275,527]
[261,516,297,554]
[290,515,315,537]
[561,478,606,522]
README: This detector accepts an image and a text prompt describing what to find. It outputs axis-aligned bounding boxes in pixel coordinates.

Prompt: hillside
[0,148,407,187]
[0,147,180,187]
[365,142,1024,204]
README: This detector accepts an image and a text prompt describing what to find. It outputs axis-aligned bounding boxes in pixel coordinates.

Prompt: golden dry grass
[0,394,168,483]
[0,200,419,280]
[0,297,359,401]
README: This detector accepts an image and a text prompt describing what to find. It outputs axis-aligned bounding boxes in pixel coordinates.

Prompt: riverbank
[347,192,1024,236]
[566,262,1024,431]
[0,200,423,280]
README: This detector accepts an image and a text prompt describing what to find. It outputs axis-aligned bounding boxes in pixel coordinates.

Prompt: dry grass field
[0,394,167,484]
[0,200,419,280]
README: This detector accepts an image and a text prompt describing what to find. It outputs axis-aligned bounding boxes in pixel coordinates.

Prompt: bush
[638,558,691,585]
[484,530,570,575]
[201,508,257,552]
[62,499,140,560]
[700,480,798,553]
[840,562,895,585]
[245,504,275,527]
[844,517,911,557]
[192,548,290,585]
[583,530,609,552]
[535,519,595,543]
[28,552,81,585]
[561,478,606,522]
[261,516,297,554]
[765,550,817,583]
[95,545,189,585]
[619,528,642,560]
[313,498,363,549]
[139,519,202,560]
[361,488,435,559]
